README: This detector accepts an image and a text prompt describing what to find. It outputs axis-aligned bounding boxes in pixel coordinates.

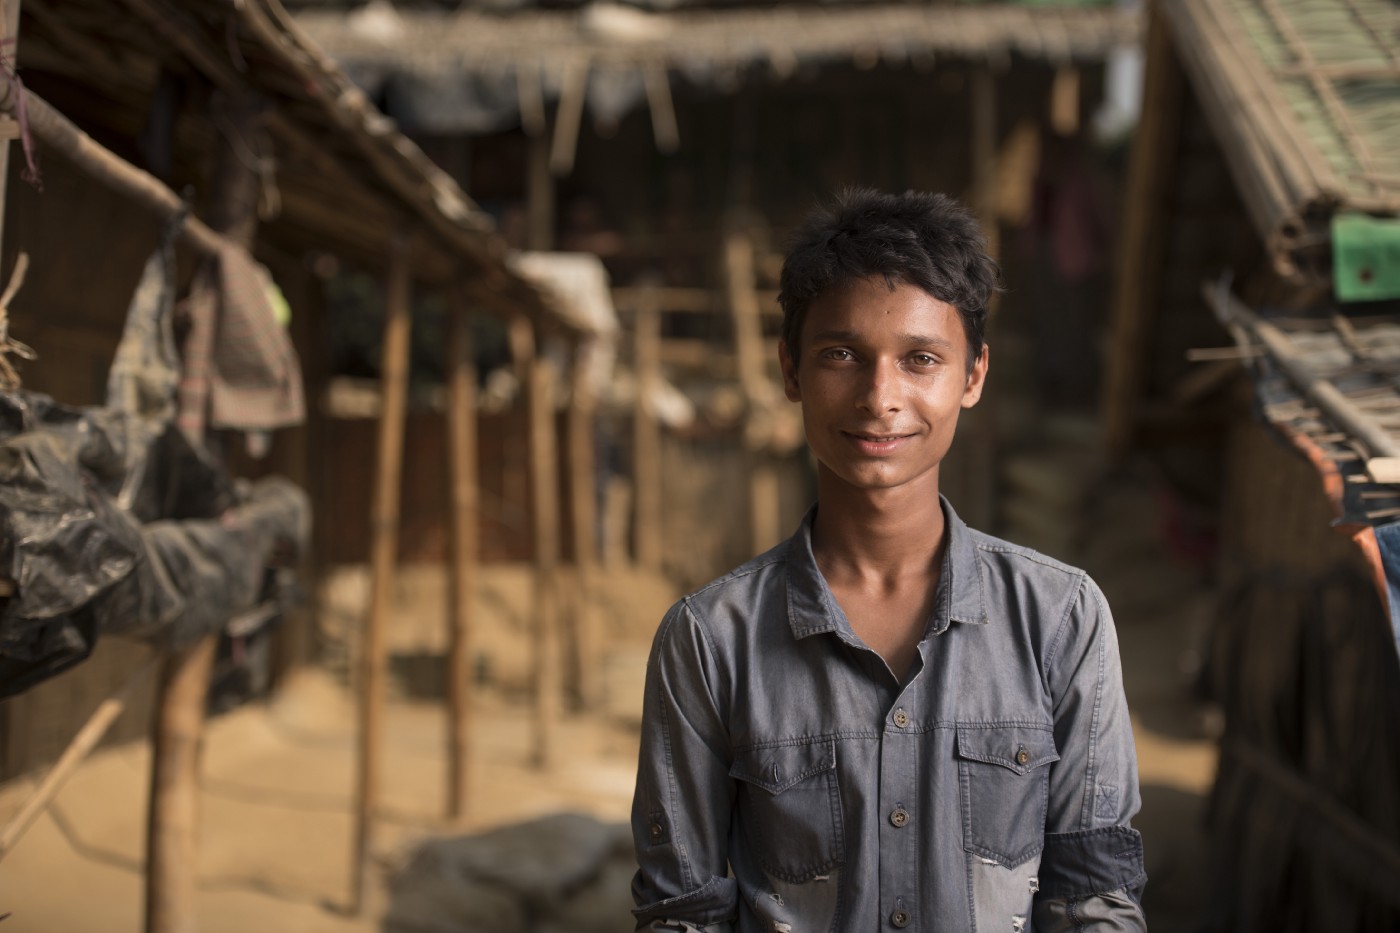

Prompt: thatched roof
[13,0,599,336]
[295,3,1140,133]
[1207,284,1400,528]
[1163,0,1400,285]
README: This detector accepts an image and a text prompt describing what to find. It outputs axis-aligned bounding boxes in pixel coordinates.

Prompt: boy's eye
[910,353,938,366]
[822,348,854,361]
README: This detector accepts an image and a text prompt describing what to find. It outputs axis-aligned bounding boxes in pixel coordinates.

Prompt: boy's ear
[961,344,989,409]
[779,340,801,401]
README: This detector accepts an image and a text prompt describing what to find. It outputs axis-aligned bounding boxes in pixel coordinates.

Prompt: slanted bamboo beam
[528,347,561,769]
[0,655,159,862]
[0,78,226,257]
[445,290,478,820]
[350,234,413,911]
[631,293,663,570]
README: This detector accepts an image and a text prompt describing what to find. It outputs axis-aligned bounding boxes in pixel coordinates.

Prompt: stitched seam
[1081,584,1110,829]
[653,610,688,890]
[688,553,787,598]
[1043,571,1087,680]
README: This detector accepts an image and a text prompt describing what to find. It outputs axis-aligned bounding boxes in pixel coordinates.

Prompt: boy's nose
[857,360,902,414]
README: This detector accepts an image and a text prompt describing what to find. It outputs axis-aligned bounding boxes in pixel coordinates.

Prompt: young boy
[630,190,1145,932]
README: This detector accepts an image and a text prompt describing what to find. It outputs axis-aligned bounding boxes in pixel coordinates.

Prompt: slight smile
[843,431,916,454]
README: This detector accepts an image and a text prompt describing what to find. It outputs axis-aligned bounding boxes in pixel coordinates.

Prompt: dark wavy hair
[778,188,1000,372]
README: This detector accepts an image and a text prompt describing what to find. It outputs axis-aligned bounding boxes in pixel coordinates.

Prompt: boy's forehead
[805,278,965,337]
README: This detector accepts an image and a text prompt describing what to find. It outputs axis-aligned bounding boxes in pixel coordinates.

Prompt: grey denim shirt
[631,498,1146,932]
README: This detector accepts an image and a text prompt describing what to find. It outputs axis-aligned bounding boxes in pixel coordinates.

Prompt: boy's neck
[810,470,948,581]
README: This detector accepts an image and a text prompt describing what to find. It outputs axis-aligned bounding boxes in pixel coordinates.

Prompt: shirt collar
[784,494,989,641]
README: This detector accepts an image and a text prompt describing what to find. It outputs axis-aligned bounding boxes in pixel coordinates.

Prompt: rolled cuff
[632,875,739,930]
[1038,826,1146,901]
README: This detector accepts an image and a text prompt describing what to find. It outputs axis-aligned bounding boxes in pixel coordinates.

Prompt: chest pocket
[730,738,845,883]
[956,725,1059,867]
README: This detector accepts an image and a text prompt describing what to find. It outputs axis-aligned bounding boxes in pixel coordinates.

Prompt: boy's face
[779,276,988,496]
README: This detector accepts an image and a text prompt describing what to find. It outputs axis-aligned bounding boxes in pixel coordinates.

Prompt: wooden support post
[527,132,554,252]
[0,0,22,259]
[145,638,217,933]
[445,291,478,820]
[567,346,600,708]
[1101,6,1184,456]
[145,89,260,933]
[528,348,561,769]
[724,229,781,554]
[963,66,999,532]
[631,295,663,570]
[350,234,413,911]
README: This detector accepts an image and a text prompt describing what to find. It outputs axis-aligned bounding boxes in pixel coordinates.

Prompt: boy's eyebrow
[808,329,959,350]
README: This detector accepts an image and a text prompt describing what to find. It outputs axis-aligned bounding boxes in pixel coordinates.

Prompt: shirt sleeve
[631,599,739,932]
[1033,575,1148,932]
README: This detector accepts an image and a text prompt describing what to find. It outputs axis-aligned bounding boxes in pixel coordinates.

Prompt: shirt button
[892,709,909,728]
[890,807,910,828]
[890,909,911,928]
[649,822,664,840]
[1015,746,1030,766]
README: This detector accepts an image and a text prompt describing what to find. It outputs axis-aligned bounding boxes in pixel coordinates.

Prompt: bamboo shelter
[1101,2,1400,927]
[0,0,611,927]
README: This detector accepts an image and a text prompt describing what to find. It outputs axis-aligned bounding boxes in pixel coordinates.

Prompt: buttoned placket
[878,653,928,931]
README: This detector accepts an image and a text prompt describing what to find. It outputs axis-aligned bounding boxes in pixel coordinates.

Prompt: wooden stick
[0,655,159,862]
[0,79,226,257]
[643,63,679,154]
[0,0,22,261]
[145,87,264,933]
[567,346,600,709]
[516,62,546,138]
[350,234,413,912]
[145,636,218,933]
[1101,6,1183,455]
[528,350,561,769]
[527,132,554,252]
[549,58,590,177]
[723,229,782,552]
[445,290,478,820]
[631,295,663,571]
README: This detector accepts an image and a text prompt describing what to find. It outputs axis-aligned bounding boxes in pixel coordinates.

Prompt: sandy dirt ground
[0,497,1220,932]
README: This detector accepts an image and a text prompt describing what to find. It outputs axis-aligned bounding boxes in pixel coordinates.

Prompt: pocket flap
[956,726,1058,775]
[730,739,836,795]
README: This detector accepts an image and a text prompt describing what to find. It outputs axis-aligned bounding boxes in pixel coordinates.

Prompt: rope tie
[0,253,34,391]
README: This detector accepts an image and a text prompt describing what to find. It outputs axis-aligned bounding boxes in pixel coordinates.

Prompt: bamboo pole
[0,78,227,257]
[145,637,218,933]
[1100,7,1184,455]
[723,229,782,554]
[527,132,554,252]
[350,234,413,912]
[445,290,478,820]
[549,58,589,177]
[145,90,262,933]
[631,294,662,570]
[528,350,561,769]
[0,656,159,862]
[965,65,999,532]
[0,0,22,260]
[567,347,600,709]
